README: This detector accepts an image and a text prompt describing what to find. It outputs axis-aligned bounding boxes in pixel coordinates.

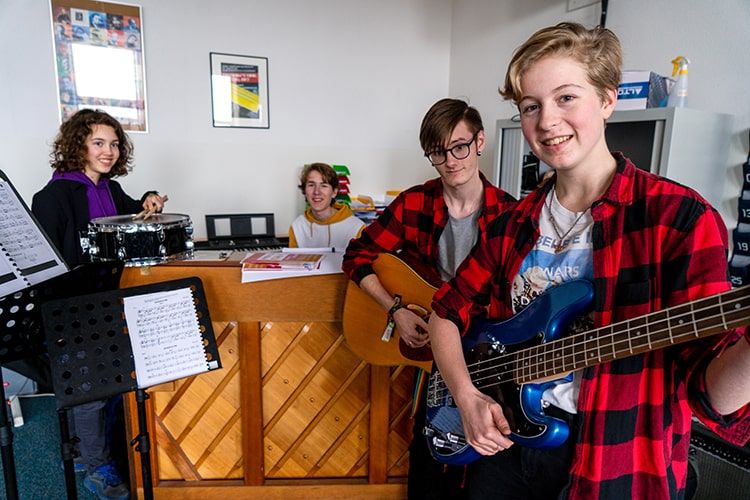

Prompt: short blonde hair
[500,22,622,105]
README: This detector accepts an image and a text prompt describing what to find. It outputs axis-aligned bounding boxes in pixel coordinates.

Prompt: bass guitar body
[424,280,595,465]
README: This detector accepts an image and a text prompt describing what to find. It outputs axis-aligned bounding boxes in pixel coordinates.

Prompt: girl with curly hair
[32,108,166,500]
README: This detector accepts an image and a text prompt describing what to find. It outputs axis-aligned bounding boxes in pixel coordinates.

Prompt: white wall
[449,0,750,228]
[3,0,748,237]
[0,0,452,238]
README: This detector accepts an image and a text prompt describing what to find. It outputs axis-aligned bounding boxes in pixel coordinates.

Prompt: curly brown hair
[50,109,133,177]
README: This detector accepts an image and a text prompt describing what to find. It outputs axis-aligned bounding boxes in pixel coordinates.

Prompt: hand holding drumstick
[133,194,168,220]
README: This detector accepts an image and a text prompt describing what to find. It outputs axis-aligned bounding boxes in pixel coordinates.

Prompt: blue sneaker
[83,462,130,500]
[59,456,86,473]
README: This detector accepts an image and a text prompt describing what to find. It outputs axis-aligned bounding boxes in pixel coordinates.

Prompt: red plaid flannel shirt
[432,154,750,498]
[342,172,515,283]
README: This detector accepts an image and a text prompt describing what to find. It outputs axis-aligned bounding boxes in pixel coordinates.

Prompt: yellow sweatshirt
[288,202,365,249]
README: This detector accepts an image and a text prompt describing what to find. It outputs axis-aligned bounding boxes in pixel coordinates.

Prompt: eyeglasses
[424,133,479,166]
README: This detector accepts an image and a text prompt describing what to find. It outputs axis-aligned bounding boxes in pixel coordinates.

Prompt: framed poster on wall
[49,0,148,132]
[209,52,270,129]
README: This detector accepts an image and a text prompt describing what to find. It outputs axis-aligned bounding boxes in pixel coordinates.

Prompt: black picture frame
[209,52,270,129]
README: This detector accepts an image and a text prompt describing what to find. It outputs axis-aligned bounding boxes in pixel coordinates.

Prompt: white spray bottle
[667,56,690,108]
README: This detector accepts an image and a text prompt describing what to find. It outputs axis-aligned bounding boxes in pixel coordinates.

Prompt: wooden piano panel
[262,320,370,478]
[387,366,416,477]
[122,264,412,497]
[150,321,244,480]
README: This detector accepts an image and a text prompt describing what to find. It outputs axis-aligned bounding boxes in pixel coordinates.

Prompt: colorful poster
[221,63,261,119]
[210,53,269,129]
[50,1,148,132]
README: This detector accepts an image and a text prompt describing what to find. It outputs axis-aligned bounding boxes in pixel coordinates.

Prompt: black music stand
[0,371,18,500]
[41,277,220,500]
[0,261,123,500]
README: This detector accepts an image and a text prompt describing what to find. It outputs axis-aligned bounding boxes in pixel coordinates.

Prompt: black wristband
[381,295,402,342]
[387,295,403,319]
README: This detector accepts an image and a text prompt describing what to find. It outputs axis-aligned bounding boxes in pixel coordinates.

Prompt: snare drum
[84,213,194,267]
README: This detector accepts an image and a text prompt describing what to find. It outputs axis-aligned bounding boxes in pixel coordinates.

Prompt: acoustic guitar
[342,253,438,371]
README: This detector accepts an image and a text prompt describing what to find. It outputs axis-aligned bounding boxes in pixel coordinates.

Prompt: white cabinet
[491,107,733,208]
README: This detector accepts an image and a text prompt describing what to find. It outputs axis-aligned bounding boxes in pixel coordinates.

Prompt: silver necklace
[546,188,589,253]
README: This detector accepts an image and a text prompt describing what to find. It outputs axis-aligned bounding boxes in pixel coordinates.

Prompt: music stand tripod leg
[132,388,154,500]
[0,369,19,500]
[57,408,78,500]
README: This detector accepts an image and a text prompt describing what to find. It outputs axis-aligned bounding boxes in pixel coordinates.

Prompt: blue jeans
[465,406,577,500]
[71,398,109,471]
[409,383,467,499]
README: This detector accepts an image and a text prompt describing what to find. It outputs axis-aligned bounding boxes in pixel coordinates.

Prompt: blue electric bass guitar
[424,280,750,465]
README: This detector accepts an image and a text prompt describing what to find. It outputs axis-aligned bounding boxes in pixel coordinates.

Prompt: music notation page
[0,178,67,296]
[0,253,18,297]
[124,288,214,388]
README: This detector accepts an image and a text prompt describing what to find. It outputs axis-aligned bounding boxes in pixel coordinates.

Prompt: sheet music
[0,179,67,291]
[124,288,209,388]
[0,254,19,297]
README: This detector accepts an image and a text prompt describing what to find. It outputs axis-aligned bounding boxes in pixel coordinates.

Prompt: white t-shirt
[510,189,594,413]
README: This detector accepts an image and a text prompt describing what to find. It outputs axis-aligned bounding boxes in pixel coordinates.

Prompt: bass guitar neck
[425,279,750,465]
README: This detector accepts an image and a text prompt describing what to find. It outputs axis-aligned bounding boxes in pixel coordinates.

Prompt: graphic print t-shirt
[510,190,594,413]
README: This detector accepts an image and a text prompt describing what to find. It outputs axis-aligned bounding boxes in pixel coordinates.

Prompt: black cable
[601,0,609,27]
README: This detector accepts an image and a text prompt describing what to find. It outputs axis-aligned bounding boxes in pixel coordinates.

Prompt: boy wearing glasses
[342,98,515,499]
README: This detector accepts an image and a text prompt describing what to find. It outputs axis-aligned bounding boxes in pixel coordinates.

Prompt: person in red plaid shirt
[343,98,515,499]
[429,23,750,499]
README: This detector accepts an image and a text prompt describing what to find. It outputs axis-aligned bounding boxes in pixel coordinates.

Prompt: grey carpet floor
[0,395,99,499]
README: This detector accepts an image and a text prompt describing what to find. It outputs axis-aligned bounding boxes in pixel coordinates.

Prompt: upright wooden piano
[120,257,414,498]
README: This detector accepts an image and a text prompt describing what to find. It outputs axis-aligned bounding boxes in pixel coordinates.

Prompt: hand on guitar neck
[425,280,750,465]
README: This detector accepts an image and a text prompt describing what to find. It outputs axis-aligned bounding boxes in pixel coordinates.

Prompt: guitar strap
[410,368,428,418]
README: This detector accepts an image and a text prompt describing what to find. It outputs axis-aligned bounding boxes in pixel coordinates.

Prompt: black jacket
[31,178,150,266]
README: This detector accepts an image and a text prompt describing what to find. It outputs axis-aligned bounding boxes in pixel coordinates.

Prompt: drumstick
[134,194,169,220]
[143,194,169,220]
